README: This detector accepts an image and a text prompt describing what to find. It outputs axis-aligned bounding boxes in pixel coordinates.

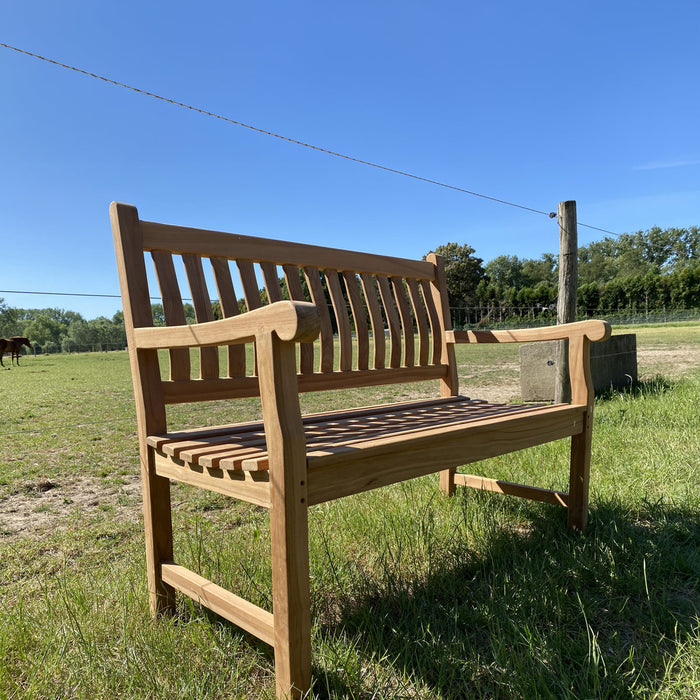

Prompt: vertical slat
[343,271,369,371]
[377,276,402,368]
[391,277,414,367]
[210,257,246,378]
[407,278,430,366]
[261,262,285,303]
[420,278,442,367]
[283,265,314,374]
[151,251,191,381]
[426,253,458,397]
[237,260,263,311]
[304,267,334,373]
[326,271,352,372]
[359,273,385,369]
[237,259,262,376]
[182,254,219,380]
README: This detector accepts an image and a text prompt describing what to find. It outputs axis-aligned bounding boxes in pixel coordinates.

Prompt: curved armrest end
[585,319,612,343]
[272,301,321,343]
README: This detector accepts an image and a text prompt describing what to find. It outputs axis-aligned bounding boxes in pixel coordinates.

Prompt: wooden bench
[110,201,611,698]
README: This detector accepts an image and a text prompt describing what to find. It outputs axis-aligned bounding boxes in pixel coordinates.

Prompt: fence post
[555,200,578,403]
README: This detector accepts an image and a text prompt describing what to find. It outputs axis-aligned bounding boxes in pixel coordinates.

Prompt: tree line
[433,226,700,325]
[2,225,698,354]
[0,304,128,354]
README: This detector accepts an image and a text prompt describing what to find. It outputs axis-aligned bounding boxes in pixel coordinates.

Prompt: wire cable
[0,289,121,299]
[1,42,624,236]
[1,41,561,219]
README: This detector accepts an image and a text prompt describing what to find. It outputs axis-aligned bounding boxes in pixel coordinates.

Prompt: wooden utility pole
[555,200,578,403]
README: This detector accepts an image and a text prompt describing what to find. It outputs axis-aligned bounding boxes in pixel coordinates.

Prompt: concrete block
[520,333,637,401]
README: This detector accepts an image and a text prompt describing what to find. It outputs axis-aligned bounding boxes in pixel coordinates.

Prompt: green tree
[427,242,485,307]
[0,299,20,337]
[521,253,557,287]
[67,319,95,349]
[484,255,523,289]
[24,314,64,347]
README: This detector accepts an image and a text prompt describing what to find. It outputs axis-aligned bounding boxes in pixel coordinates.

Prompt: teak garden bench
[111,201,611,698]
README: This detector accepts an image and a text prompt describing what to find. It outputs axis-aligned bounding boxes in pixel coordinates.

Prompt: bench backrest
[111,202,458,414]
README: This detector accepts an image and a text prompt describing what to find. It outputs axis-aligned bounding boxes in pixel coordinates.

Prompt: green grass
[1,327,699,698]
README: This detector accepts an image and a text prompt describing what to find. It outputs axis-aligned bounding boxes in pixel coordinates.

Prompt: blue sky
[1,0,699,319]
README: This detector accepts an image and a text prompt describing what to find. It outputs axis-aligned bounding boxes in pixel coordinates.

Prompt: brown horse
[0,338,7,367]
[6,336,31,366]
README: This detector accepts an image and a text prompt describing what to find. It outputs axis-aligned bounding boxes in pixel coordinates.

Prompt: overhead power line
[0,289,121,299]
[1,41,620,236]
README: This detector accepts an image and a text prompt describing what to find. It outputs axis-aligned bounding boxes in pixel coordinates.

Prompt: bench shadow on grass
[596,373,677,401]
[312,494,700,699]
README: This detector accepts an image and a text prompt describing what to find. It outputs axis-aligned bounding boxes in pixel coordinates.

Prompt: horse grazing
[6,336,31,366]
[0,338,7,367]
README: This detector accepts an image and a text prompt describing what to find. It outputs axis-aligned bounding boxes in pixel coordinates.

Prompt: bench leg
[259,333,313,698]
[142,450,176,615]
[270,497,312,699]
[567,425,592,532]
[439,467,457,496]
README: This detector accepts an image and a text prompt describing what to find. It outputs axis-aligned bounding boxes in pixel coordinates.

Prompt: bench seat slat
[305,404,585,505]
[150,398,582,477]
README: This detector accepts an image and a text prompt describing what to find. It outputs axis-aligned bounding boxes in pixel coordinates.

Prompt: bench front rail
[111,201,611,699]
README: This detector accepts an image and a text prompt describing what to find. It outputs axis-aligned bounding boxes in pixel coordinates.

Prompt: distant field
[1,324,698,698]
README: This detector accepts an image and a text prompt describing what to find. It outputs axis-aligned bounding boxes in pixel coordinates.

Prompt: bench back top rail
[111,203,457,407]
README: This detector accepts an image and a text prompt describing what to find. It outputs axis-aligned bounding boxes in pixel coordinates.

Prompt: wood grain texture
[453,474,569,506]
[133,301,321,349]
[391,277,415,367]
[161,563,275,645]
[377,276,402,368]
[306,405,585,505]
[141,219,436,279]
[304,267,334,373]
[183,253,219,379]
[151,250,191,381]
[110,202,174,615]
[256,331,312,698]
[283,265,314,374]
[407,278,430,366]
[210,256,246,377]
[360,273,385,369]
[326,270,353,371]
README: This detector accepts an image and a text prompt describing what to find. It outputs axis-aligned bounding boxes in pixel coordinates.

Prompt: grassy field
[1,325,698,698]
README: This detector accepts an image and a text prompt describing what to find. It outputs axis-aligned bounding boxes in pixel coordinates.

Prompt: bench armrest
[131,300,321,349]
[447,319,611,345]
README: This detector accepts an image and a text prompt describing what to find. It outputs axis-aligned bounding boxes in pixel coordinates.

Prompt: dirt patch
[637,346,700,378]
[0,475,142,540]
[461,361,522,403]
